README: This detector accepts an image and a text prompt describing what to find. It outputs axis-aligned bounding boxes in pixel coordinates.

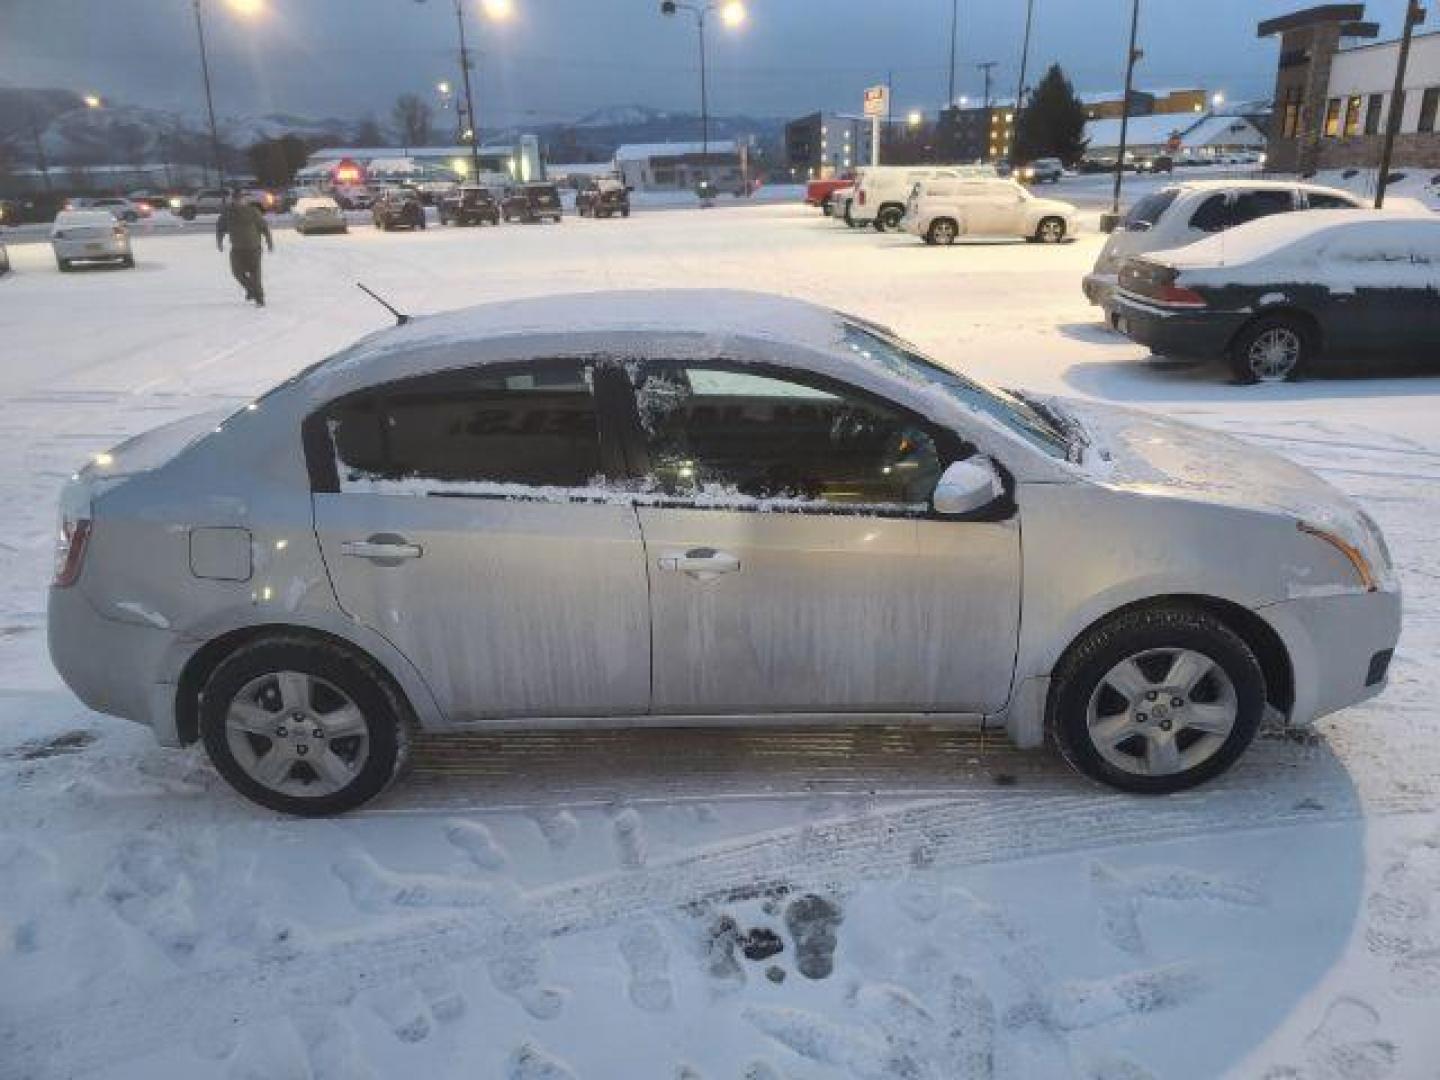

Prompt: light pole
[947,0,960,106]
[190,0,259,189]
[1376,0,1427,207]
[661,1,746,162]
[426,0,512,182]
[1105,0,1143,232]
[1010,0,1035,165]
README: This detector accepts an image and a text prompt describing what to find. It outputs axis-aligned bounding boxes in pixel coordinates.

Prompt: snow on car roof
[54,210,119,225]
[1152,208,1440,269]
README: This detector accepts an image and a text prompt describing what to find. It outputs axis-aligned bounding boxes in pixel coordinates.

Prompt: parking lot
[3,200,1440,1079]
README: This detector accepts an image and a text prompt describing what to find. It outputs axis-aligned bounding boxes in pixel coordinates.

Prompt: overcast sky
[0,0,1420,127]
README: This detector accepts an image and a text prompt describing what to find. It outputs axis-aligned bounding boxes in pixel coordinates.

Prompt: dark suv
[502,183,563,223]
[439,185,501,227]
[372,187,427,231]
[575,179,631,219]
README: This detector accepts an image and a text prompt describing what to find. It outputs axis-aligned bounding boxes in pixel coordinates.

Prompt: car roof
[1163,178,1354,199]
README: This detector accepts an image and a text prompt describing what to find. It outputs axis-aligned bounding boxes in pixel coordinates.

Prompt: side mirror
[933,457,1005,516]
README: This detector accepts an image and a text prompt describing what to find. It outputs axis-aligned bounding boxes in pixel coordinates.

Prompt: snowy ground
[2,202,1439,1080]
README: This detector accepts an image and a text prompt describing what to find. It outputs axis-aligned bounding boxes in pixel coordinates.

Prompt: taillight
[54,517,92,588]
[858,190,867,205]
[1155,283,1207,308]
[1124,262,1207,308]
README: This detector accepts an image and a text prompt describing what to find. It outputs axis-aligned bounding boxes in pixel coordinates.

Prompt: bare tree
[391,94,433,148]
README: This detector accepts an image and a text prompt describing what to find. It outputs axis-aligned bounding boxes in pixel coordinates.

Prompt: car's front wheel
[1035,216,1067,243]
[200,637,410,816]
[1049,606,1265,794]
[1229,315,1312,383]
[926,218,959,245]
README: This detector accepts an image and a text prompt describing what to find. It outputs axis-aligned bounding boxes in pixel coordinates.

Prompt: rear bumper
[52,238,129,260]
[1111,293,1248,359]
[47,585,180,743]
[1082,272,1117,308]
[1257,587,1403,727]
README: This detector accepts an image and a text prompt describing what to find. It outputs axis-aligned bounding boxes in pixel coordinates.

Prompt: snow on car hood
[1052,396,1365,529]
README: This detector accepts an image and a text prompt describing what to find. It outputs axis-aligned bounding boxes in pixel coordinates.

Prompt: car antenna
[356,283,410,326]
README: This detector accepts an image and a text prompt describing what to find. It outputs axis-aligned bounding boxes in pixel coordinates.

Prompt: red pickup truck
[804,176,856,214]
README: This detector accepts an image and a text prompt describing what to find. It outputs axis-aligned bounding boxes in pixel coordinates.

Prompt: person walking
[216,189,274,306]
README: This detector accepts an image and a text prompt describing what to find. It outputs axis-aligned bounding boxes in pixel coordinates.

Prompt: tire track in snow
[3,753,1434,1080]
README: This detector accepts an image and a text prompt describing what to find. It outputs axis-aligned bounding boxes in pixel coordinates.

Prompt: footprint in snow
[445,818,509,872]
[506,1041,578,1080]
[529,807,580,852]
[225,1019,311,1080]
[1264,995,1398,1080]
[785,893,843,980]
[612,807,647,869]
[1090,861,1267,957]
[295,1011,380,1080]
[620,920,674,1012]
[414,963,467,1023]
[364,982,432,1044]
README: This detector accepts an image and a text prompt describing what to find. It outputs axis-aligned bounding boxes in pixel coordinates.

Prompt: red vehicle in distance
[804,175,856,216]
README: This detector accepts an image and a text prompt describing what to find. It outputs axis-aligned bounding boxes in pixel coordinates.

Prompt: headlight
[1298,521,1379,592]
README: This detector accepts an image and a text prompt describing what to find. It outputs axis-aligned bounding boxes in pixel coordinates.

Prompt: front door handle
[341,535,423,563]
[657,547,741,581]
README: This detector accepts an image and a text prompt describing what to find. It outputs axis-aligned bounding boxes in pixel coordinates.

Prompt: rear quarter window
[1123,190,1178,231]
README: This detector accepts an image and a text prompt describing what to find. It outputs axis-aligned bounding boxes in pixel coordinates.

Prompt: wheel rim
[1085,648,1238,778]
[1040,219,1063,242]
[934,221,956,244]
[1247,327,1301,381]
[224,671,369,797]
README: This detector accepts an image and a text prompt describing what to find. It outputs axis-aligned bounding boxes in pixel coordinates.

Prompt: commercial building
[1260,4,1440,172]
[934,101,1017,163]
[1083,111,1267,160]
[614,141,749,192]
[1081,88,1208,120]
[784,113,875,177]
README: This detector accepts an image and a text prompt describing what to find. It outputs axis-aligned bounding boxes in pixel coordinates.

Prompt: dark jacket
[216,202,273,252]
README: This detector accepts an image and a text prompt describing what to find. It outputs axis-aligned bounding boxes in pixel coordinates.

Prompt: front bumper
[48,585,180,743]
[1110,292,1248,359]
[1257,587,1403,727]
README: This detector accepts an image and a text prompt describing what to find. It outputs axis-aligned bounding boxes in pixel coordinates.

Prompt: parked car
[172,188,230,220]
[1111,211,1440,382]
[332,185,375,211]
[51,209,134,271]
[1017,158,1064,184]
[438,185,501,226]
[47,289,1400,814]
[372,187,427,231]
[503,183,564,223]
[66,196,149,223]
[0,241,9,276]
[804,175,856,215]
[575,177,632,218]
[904,177,1079,245]
[1083,179,1366,315]
[1135,154,1174,175]
[292,196,348,236]
[850,164,1000,231]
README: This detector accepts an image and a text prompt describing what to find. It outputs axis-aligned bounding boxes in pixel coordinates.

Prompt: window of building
[1323,98,1342,137]
[1365,93,1384,135]
[1420,87,1440,134]
[324,360,604,492]
[1281,88,1303,139]
[1343,95,1363,138]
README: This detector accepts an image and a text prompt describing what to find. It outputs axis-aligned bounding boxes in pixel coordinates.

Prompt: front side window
[629,362,946,510]
[322,360,604,493]
[1192,189,1294,233]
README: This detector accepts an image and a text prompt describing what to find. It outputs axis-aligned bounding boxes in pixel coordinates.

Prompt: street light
[228,0,264,14]
[1211,91,1226,109]
[425,0,513,181]
[660,1,747,161]
[481,0,513,19]
[907,110,923,127]
[83,94,103,109]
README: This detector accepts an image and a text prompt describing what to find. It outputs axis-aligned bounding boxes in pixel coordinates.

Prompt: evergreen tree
[1015,63,1089,164]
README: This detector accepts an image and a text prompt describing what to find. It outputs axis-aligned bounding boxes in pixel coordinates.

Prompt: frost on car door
[308,359,650,720]
[627,361,1021,716]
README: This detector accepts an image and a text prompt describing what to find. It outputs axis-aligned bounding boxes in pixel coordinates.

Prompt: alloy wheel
[1085,647,1238,778]
[1039,218,1065,243]
[1247,327,1301,381]
[224,670,370,797]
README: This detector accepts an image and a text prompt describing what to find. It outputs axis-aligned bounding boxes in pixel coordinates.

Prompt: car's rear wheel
[1035,216,1067,243]
[200,637,410,816]
[1049,606,1265,794]
[1230,315,1311,383]
[926,218,959,246]
[874,205,905,232]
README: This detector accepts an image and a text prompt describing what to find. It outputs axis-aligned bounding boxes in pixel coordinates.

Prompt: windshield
[841,322,1073,460]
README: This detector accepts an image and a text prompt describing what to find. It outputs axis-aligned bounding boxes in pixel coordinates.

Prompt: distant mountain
[572,104,676,128]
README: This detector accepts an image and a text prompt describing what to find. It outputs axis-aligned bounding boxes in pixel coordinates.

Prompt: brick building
[1260,4,1440,172]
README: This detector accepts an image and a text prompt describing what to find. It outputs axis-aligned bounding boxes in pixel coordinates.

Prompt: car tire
[821,198,834,217]
[179,207,196,221]
[1229,315,1313,384]
[56,257,72,272]
[121,255,135,268]
[1049,606,1266,794]
[926,218,959,246]
[200,636,412,817]
[1036,216,1067,244]
[874,205,905,233]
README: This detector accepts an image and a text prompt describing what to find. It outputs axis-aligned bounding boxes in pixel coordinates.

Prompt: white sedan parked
[292,196,349,236]
[48,291,1399,814]
[904,178,1079,245]
[51,210,134,271]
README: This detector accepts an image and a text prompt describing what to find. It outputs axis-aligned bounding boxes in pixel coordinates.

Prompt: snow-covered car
[66,196,149,223]
[292,196,348,236]
[903,178,1078,245]
[1084,180,1365,315]
[851,165,1001,231]
[48,289,1401,815]
[502,183,564,223]
[51,209,134,271]
[1111,210,1440,382]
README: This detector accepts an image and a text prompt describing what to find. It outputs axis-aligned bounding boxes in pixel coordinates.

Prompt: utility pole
[947,0,960,106]
[192,0,225,187]
[1011,0,1035,165]
[453,0,482,178]
[700,9,709,155]
[1376,0,1426,207]
[1106,0,1143,231]
[27,105,52,193]
[978,60,997,109]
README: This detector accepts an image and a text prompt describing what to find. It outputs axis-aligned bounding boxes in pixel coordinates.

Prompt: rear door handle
[341,536,423,563]
[658,547,741,581]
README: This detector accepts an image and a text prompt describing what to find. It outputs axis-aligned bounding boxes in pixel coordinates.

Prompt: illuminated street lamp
[907,110,923,127]
[420,0,513,180]
[1211,91,1226,109]
[660,1,748,158]
[190,0,263,188]
[83,94,104,109]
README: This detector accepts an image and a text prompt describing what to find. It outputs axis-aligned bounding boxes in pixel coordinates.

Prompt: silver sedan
[48,290,1401,814]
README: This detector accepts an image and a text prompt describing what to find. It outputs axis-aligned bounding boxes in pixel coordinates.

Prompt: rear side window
[1123,190,1178,231]
[321,360,604,492]
[1306,192,1359,210]
[1188,189,1295,233]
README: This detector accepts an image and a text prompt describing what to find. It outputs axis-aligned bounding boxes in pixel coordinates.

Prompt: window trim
[303,356,629,497]
[617,356,1014,521]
